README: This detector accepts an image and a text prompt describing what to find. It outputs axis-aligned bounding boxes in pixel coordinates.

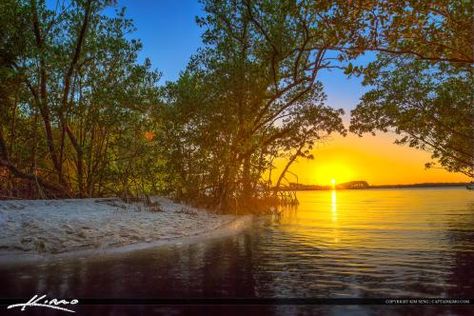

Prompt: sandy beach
[0,197,239,258]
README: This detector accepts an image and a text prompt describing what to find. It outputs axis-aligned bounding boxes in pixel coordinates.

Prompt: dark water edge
[1,188,473,315]
[1,220,473,315]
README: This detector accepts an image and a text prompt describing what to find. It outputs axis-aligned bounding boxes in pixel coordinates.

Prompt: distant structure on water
[335,181,369,189]
[286,181,369,191]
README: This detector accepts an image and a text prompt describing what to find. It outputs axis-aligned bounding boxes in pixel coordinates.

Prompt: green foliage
[350,57,474,177]
[0,0,162,198]
[159,0,346,212]
[347,0,473,178]
[336,0,473,65]
[2,0,470,205]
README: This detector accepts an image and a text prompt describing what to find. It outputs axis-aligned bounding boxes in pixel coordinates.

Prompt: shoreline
[0,215,252,266]
[284,183,469,192]
[0,197,252,265]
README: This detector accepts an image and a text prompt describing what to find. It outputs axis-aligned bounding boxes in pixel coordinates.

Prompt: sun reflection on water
[331,190,337,223]
[331,189,339,243]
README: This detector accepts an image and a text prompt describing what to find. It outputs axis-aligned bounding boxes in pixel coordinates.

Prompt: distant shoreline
[366,182,468,189]
[283,182,470,191]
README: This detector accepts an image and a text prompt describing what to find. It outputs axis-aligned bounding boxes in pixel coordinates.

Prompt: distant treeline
[368,183,469,189]
[283,182,469,191]
[1,0,472,213]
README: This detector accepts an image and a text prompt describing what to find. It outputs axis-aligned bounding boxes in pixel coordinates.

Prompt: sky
[114,0,469,186]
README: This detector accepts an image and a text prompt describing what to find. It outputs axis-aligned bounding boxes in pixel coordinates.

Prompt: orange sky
[274,132,470,186]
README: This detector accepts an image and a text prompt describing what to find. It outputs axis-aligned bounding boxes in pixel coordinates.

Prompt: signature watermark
[7,294,79,313]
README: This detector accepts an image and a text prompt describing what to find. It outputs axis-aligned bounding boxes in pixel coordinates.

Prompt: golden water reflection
[266,187,474,297]
[331,189,339,243]
[277,188,474,252]
[331,189,337,221]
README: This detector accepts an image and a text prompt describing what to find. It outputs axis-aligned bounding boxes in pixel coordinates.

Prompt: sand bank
[0,197,250,262]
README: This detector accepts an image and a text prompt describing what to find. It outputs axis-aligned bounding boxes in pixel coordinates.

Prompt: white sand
[0,197,236,256]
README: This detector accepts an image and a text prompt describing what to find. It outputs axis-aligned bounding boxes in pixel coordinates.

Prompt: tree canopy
[159,0,347,211]
[1,0,471,208]
[0,0,161,198]
[347,0,473,178]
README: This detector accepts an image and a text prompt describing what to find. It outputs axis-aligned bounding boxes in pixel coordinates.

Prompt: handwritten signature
[7,294,79,313]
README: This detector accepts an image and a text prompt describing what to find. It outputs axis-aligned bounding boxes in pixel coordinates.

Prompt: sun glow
[272,134,470,186]
[315,162,354,186]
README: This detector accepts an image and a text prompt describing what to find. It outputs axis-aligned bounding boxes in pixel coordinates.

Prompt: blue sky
[115,0,371,115]
[115,0,203,82]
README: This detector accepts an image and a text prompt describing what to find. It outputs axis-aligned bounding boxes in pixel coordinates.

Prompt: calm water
[1,187,473,315]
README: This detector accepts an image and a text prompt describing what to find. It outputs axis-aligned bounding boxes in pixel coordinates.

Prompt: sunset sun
[312,162,355,186]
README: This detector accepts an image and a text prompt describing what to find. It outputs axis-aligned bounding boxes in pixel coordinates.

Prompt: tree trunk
[274,143,304,193]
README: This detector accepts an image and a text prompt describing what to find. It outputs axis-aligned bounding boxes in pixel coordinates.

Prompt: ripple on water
[0,188,473,304]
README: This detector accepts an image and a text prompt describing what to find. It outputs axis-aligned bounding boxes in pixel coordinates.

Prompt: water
[1,187,473,315]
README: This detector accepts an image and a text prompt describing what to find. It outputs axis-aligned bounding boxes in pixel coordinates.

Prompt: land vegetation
[0,0,472,213]
[285,181,469,191]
